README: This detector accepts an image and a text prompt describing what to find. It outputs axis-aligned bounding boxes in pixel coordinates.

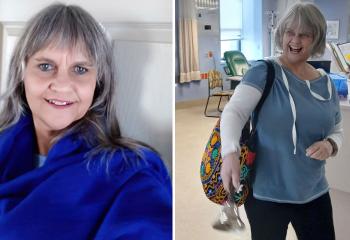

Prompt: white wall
[0,0,173,175]
[326,105,350,193]
[0,0,171,23]
[114,41,172,173]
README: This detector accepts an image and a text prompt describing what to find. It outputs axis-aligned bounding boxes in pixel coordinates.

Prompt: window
[220,0,243,58]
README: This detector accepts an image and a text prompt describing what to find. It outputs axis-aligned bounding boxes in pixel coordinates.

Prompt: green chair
[224,51,250,89]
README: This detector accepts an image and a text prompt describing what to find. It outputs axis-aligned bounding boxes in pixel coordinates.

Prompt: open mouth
[289,45,302,53]
[45,99,74,106]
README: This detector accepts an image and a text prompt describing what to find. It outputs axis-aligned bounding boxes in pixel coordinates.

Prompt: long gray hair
[0,4,149,164]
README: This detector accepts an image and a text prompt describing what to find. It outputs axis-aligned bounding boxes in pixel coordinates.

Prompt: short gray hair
[0,4,150,166]
[274,2,326,57]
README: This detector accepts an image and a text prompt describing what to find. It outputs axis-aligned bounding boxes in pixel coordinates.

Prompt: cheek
[23,78,39,102]
[80,81,97,108]
[303,40,314,52]
[77,86,96,118]
[307,39,314,48]
[23,71,48,96]
[282,36,289,47]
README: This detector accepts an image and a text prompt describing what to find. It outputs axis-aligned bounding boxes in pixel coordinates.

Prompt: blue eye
[74,66,88,75]
[39,63,53,71]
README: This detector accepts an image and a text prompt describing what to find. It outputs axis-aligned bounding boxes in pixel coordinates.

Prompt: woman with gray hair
[0,4,171,239]
[220,2,342,239]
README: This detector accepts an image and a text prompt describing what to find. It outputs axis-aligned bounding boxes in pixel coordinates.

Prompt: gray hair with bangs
[0,3,147,163]
[274,2,327,57]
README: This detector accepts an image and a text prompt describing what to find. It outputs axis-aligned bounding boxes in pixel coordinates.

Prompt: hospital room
[176,0,350,239]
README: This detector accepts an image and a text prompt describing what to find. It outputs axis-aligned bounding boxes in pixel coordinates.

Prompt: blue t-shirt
[241,59,341,203]
[36,154,47,168]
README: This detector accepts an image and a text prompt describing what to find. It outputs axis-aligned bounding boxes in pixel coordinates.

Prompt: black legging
[244,191,335,240]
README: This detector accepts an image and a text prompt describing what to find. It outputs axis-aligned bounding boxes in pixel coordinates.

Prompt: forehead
[29,41,93,62]
[285,21,313,35]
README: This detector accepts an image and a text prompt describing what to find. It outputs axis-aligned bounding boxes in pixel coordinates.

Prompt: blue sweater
[0,115,172,239]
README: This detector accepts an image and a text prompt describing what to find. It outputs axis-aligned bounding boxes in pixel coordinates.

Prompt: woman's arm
[326,120,344,156]
[220,84,262,157]
[220,84,262,192]
[306,120,344,160]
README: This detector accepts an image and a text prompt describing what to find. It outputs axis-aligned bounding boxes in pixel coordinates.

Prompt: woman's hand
[221,152,241,193]
[306,140,333,160]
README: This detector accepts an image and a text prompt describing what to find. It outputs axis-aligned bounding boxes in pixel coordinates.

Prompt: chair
[204,70,234,117]
[224,51,250,89]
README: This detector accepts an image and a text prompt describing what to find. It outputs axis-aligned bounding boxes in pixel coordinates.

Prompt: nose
[291,34,301,43]
[49,69,72,92]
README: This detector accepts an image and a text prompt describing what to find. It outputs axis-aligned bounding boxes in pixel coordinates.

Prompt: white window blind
[195,0,219,9]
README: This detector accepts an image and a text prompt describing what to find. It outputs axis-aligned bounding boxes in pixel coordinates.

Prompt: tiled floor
[175,99,350,240]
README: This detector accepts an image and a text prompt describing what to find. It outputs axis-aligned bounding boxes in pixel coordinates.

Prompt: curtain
[178,0,201,83]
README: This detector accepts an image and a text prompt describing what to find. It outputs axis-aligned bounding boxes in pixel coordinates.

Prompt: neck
[278,55,321,81]
[34,126,60,155]
[278,55,308,74]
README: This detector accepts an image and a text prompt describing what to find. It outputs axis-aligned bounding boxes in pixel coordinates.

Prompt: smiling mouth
[45,99,74,106]
[289,45,302,53]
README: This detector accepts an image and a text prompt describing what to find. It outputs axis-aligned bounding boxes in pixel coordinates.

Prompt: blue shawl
[0,115,172,239]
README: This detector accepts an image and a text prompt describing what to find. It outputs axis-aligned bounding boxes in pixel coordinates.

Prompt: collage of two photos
[0,0,350,239]
[176,0,350,239]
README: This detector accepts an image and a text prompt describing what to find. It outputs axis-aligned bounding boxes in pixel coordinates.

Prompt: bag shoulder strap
[252,59,275,126]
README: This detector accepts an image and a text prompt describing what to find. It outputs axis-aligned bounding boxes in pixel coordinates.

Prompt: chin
[44,117,80,132]
[286,54,307,63]
[48,122,74,132]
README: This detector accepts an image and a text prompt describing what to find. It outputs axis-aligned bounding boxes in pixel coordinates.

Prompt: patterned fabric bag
[200,60,275,206]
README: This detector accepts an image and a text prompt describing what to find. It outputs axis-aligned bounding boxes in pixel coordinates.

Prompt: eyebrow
[33,57,94,67]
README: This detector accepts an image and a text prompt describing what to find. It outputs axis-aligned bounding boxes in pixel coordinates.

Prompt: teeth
[290,46,301,52]
[47,99,71,106]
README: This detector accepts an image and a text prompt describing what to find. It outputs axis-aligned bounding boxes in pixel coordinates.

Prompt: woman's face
[24,44,97,135]
[281,25,314,64]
